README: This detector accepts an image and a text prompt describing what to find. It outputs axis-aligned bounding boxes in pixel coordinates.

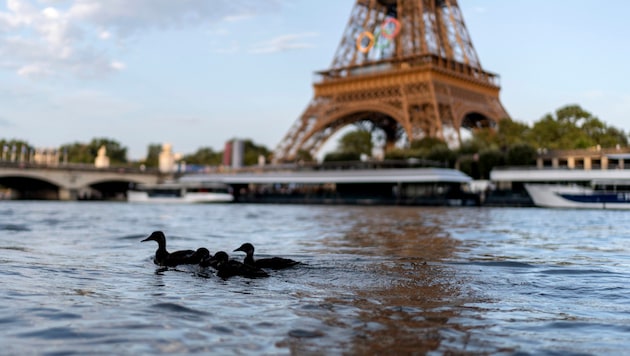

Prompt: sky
[1,0,629,160]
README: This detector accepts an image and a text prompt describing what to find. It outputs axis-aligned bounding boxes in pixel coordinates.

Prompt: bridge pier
[58,188,78,201]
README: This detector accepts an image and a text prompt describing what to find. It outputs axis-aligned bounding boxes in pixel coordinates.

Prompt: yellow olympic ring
[356,31,375,53]
[381,17,401,39]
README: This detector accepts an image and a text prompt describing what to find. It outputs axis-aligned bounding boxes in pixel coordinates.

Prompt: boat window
[147,189,182,197]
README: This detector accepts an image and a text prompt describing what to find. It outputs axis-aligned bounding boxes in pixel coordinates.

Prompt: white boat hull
[127,191,234,204]
[525,184,630,209]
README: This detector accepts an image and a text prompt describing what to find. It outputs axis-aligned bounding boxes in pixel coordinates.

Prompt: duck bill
[141,236,152,242]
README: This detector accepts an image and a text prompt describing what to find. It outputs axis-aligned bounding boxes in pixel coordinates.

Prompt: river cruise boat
[127,181,234,203]
[525,181,630,209]
[180,167,479,206]
[491,163,630,209]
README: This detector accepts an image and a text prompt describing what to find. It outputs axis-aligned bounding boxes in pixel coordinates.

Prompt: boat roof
[180,168,472,184]
[491,168,630,182]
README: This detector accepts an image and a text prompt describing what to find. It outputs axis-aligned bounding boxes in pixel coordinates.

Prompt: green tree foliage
[426,146,457,167]
[0,139,33,161]
[143,144,162,167]
[505,143,537,166]
[241,139,271,166]
[295,149,314,162]
[323,151,361,162]
[338,129,373,156]
[323,129,373,162]
[457,136,489,155]
[60,138,128,164]
[457,156,476,179]
[495,118,531,148]
[528,105,627,149]
[478,148,504,179]
[183,147,223,166]
[384,148,421,160]
[410,137,448,151]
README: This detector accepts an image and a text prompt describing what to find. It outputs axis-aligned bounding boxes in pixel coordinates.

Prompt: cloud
[249,32,318,54]
[110,60,125,70]
[0,0,282,78]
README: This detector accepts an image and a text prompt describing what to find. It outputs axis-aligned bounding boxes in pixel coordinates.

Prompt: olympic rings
[373,27,392,49]
[381,17,401,39]
[356,31,375,53]
[355,17,401,54]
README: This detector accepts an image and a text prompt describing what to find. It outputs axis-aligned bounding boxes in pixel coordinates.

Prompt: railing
[314,54,500,87]
[0,160,160,174]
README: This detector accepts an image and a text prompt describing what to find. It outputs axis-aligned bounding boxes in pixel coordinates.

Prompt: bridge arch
[0,175,61,200]
[0,167,159,200]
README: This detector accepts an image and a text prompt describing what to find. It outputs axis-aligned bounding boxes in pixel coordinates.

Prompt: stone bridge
[0,163,161,200]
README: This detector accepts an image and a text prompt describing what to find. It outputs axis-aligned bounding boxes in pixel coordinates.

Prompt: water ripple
[0,203,629,354]
[17,326,105,340]
[0,223,30,231]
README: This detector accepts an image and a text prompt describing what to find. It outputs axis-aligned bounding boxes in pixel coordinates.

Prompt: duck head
[234,243,255,255]
[141,231,166,245]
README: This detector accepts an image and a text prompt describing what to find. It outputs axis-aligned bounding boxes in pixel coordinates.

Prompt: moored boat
[525,181,630,209]
[127,181,233,203]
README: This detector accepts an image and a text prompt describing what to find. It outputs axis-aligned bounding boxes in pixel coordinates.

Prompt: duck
[141,231,201,267]
[187,247,211,264]
[233,242,300,270]
[206,251,269,279]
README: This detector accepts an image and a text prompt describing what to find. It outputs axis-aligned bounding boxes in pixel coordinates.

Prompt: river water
[0,202,628,355]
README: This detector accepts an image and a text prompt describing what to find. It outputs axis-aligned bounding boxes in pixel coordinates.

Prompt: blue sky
[1,0,629,160]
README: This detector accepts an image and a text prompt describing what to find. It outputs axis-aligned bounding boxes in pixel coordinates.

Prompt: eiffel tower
[274,0,509,162]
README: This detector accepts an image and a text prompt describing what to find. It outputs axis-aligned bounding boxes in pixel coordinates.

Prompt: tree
[496,118,531,148]
[426,146,456,167]
[183,147,222,166]
[241,139,271,166]
[89,138,128,164]
[60,138,128,164]
[505,143,537,166]
[528,104,627,149]
[323,151,361,162]
[0,139,33,161]
[337,129,373,156]
[410,137,448,151]
[143,144,162,167]
[295,149,314,162]
[478,148,504,179]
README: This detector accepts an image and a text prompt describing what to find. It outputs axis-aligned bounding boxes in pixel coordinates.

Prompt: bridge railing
[0,161,160,174]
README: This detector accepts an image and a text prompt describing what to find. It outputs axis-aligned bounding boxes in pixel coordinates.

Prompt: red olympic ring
[381,17,401,39]
[356,31,375,53]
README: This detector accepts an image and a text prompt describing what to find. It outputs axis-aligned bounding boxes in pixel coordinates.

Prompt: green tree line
[2,105,627,177]
[323,105,629,179]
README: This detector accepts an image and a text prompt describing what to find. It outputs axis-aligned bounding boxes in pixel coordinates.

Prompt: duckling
[207,251,269,279]
[233,242,300,270]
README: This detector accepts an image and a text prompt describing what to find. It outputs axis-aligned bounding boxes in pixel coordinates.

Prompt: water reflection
[285,207,492,354]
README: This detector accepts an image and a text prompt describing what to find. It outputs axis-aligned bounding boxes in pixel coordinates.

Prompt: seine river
[1,202,629,355]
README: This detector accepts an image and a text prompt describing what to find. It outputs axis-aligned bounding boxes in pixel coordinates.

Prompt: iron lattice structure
[274,0,509,162]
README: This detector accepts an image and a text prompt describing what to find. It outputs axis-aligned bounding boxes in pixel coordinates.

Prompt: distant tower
[223,139,245,169]
[274,0,509,162]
